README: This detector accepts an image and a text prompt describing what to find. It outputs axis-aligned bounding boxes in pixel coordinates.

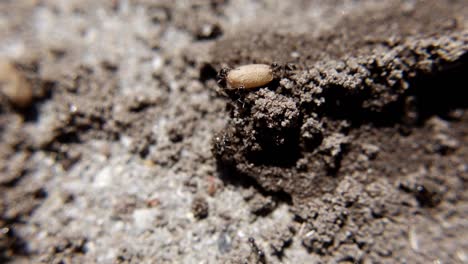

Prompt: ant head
[270,62,298,78]
[216,67,231,88]
[270,62,280,72]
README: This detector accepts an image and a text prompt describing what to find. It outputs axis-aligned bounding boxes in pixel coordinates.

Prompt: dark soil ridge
[213,31,468,200]
[213,30,468,261]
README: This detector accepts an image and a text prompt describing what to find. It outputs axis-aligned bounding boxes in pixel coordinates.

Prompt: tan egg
[227,64,273,89]
[0,59,33,108]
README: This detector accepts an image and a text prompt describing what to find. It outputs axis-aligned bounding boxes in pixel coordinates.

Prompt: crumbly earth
[1,0,467,263]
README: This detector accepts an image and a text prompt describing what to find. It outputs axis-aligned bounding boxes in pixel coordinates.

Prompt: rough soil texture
[1,0,467,263]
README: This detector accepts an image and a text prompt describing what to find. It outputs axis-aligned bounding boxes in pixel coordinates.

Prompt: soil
[1,0,467,263]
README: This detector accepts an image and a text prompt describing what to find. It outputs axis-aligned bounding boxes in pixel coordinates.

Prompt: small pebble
[196,23,223,40]
[0,59,33,108]
[191,196,209,219]
[217,231,232,254]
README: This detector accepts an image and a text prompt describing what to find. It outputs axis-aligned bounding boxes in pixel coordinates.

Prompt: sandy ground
[1,0,467,263]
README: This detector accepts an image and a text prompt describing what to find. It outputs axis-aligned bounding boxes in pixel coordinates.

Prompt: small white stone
[152,55,164,72]
[290,51,300,58]
[408,227,419,252]
[132,208,157,230]
[94,167,112,188]
[456,250,468,262]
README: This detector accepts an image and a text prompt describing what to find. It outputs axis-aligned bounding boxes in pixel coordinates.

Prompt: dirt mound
[1,0,467,263]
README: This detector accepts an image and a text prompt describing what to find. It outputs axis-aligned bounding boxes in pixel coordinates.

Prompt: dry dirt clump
[212,1,468,262]
[214,32,468,260]
[214,31,468,199]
